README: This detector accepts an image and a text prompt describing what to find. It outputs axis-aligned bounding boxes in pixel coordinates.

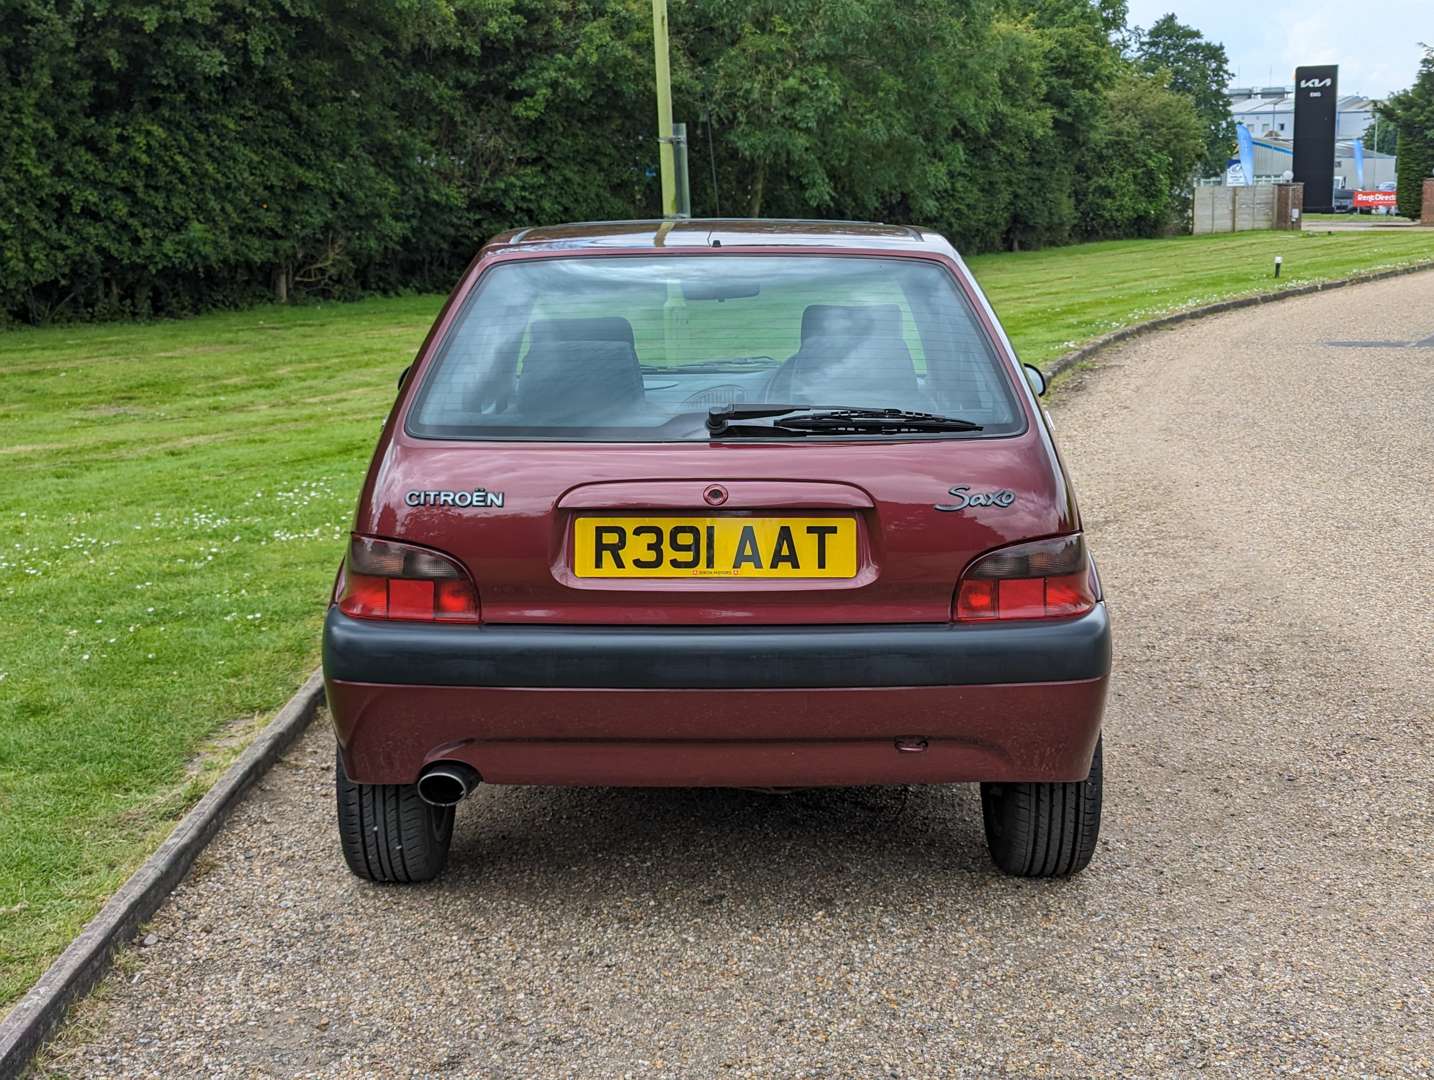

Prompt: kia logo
[1300,78,1332,88]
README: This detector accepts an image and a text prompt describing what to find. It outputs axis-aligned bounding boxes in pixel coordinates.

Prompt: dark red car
[324,220,1110,882]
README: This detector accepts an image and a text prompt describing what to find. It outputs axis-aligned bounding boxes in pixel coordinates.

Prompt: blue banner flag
[1235,124,1256,187]
[1352,138,1365,189]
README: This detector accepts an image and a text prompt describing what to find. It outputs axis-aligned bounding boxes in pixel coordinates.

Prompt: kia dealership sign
[1352,190,1398,209]
[1293,64,1339,213]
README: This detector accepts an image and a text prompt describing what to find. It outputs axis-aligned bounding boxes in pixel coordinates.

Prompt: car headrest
[800,304,903,344]
[516,317,645,421]
[785,304,920,409]
[527,317,637,350]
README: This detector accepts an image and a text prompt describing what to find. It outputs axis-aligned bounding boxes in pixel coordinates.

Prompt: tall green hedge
[1383,49,1434,221]
[1,0,1209,324]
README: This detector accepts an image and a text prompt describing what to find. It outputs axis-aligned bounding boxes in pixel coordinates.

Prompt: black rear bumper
[322,603,1111,690]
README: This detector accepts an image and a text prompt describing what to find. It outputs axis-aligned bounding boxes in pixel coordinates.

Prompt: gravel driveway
[35,273,1434,1078]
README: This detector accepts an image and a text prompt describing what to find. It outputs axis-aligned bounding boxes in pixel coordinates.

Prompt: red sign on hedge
[1352,190,1398,208]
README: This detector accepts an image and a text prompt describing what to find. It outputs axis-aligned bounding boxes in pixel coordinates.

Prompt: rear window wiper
[706,403,983,437]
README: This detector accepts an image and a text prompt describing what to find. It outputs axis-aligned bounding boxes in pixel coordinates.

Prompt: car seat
[515,317,647,423]
[765,304,922,409]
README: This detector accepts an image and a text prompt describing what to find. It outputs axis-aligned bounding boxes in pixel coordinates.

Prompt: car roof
[483,219,957,256]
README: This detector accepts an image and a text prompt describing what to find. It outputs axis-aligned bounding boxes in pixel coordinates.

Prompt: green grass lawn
[965,228,1434,365]
[2,226,1432,1010]
[1301,212,1412,224]
[0,298,440,1006]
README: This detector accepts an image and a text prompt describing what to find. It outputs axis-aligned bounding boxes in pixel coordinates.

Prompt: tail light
[337,535,479,623]
[955,534,1096,621]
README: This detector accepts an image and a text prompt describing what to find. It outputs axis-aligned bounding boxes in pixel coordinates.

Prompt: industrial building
[1220,84,1396,190]
[1226,85,1380,141]
[1226,133,1397,188]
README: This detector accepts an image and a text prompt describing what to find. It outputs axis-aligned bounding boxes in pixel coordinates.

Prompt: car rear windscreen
[406,254,1023,441]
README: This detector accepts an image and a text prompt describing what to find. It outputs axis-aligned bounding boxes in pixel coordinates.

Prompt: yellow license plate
[573,516,858,578]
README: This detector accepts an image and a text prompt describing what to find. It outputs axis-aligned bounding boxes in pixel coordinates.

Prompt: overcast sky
[1124,1,1427,98]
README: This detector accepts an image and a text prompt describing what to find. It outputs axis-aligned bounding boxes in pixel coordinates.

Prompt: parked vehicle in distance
[1332,187,1354,213]
[323,219,1112,883]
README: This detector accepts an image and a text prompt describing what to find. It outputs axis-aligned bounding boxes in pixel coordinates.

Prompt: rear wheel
[335,746,454,883]
[980,737,1102,877]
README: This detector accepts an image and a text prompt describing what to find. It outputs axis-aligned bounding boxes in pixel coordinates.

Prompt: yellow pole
[652,0,677,218]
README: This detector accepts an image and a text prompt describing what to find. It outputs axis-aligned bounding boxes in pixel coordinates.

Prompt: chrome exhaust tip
[416,762,480,807]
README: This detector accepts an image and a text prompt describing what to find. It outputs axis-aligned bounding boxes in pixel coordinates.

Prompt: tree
[674,0,1011,222]
[999,0,1126,249]
[0,0,1243,323]
[1132,14,1234,178]
[1380,47,1434,220]
[930,12,1056,253]
[1078,67,1204,238]
[1361,118,1397,155]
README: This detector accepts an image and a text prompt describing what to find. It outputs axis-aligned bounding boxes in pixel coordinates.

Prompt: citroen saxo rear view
[323,220,1111,883]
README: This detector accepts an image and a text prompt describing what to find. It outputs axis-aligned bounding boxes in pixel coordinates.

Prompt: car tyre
[335,746,454,883]
[980,736,1101,877]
